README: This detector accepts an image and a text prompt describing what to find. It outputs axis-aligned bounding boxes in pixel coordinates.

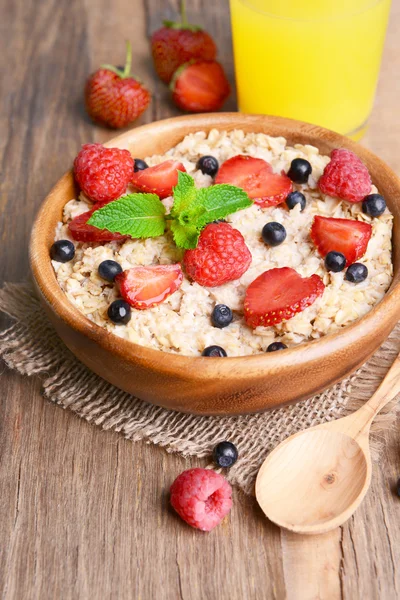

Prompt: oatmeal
[52,129,393,357]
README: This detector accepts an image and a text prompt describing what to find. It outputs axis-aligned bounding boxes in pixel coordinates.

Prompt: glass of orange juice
[229,0,391,139]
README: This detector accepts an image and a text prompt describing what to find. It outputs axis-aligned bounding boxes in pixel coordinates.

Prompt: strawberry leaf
[87,193,166,238]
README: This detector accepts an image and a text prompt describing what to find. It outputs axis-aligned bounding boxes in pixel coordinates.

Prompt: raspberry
[170,468,232,531]
[184,222,252,287]
[74,143,134,203]
[318,149,371,203]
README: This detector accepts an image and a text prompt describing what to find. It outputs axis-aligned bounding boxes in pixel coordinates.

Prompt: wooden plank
[1,0,400,598]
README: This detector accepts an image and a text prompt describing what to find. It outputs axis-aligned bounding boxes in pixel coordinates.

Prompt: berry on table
[287,158,312,184]
[151,0,217,84]
[98,260,123,282]
[85,41,151,129]
[215,155,292,207]
[267,342,287,352]
[262,222,287,247]
[310,216,372,266]
[211,304,233,329]
[244,267,325,328]
[324,251,346,273]
[107,299,132,324]
[286,191,306,212]
[362,193,387,217]
[170,468,232,531]
[196,155,219,177]
[133,158,149,172]
[74,143,134,204]
[116,264,183,309]
[68,210,128,243]
[171,60,231,113]
[184,222,251,287]
[202,345,227,357]
[213,441,238,468]
[318,148,371,203]
[50,240,75,263]
[131,159,186,199]
[345,263,368,283]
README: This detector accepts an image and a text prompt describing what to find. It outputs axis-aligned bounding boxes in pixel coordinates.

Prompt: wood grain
[1,0,400,598]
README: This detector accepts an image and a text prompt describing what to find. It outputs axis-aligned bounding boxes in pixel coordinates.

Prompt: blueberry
[50,240,75,263]
[286,191,306,212]
[262,222,287,247]
[133,158,149,172]
[98,260,123,282]
[325,251,346,273]
[362,193,386,217]
[213,441,238,468]
[396,478,400,498]
[287,158,312,184]
[267,342,287,352]
[345,263,368,283]
[196,155,219,177]
[202,345,227,357]
[107,299,131,324]
[213,219,227,224]
[211,304,233,329]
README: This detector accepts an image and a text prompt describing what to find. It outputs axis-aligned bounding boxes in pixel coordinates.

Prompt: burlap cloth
[1,281,399,494]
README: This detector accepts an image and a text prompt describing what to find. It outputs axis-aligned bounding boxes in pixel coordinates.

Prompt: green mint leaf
[170,171,197,217]
[190,184,252,228]
[87,193,166,238]
[170,219,200,250]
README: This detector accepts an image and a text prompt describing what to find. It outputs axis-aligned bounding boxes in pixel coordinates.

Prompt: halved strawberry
[244,267,325,329]
[310,216,372,266]
[171,60,230,113]
[68,210,128,243]
[115,264,183,309]
[131,160,186,199]
[215,155,292,207]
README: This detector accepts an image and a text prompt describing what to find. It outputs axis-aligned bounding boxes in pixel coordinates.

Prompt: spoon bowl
[256,428,371,534]
[256,354,400,534]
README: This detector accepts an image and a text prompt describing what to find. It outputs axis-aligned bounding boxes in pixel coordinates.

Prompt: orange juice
[230,0,391,138]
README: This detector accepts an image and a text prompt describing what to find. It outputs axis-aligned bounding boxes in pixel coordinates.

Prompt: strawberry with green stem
[151,0,217,84]
[85,41,151,129]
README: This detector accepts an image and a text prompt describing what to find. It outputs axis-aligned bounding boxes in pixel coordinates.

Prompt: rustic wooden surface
[1,0,400,598]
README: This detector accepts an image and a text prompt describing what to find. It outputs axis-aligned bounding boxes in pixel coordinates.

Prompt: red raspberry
[184,222,252,287]
[74,143,134,204]
[170,468,232,531]
[318,149,371,203]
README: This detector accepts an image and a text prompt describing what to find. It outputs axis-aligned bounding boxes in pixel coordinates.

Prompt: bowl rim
[29,112,400,380]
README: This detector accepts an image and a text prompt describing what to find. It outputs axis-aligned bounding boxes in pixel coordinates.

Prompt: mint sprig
[88,193,166,238]
[87,172,252,249]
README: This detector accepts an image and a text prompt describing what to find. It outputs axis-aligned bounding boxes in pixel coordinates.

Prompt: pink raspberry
[170,468,232,531]
[318,148,371,203]
[74,143,134,203]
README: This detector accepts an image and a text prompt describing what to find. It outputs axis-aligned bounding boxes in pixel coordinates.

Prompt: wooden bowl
[30,113,400,415]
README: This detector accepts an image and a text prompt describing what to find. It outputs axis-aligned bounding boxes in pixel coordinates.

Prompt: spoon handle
[356,353,400,427]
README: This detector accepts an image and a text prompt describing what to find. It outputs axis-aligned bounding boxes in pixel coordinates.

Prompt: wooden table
[1,1,400,598]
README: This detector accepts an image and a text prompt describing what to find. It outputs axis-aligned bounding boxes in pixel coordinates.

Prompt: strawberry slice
[310,216,372,266]
[244,267,325,328]
[131,160,186,199]
[116,264,183,309]
[68,210,128,243]
[215,155,292,207]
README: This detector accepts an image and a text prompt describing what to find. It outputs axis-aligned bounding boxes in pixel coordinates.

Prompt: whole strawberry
[85,42,151,129]
[151,0,217,84]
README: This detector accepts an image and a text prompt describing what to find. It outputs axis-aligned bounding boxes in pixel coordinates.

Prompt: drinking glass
[229,0,391,139]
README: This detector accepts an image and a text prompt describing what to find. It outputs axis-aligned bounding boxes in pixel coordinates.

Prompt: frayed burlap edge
[1,281,399,495]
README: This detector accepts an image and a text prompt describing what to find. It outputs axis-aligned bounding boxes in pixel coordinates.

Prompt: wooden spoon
[256,353,400,534]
